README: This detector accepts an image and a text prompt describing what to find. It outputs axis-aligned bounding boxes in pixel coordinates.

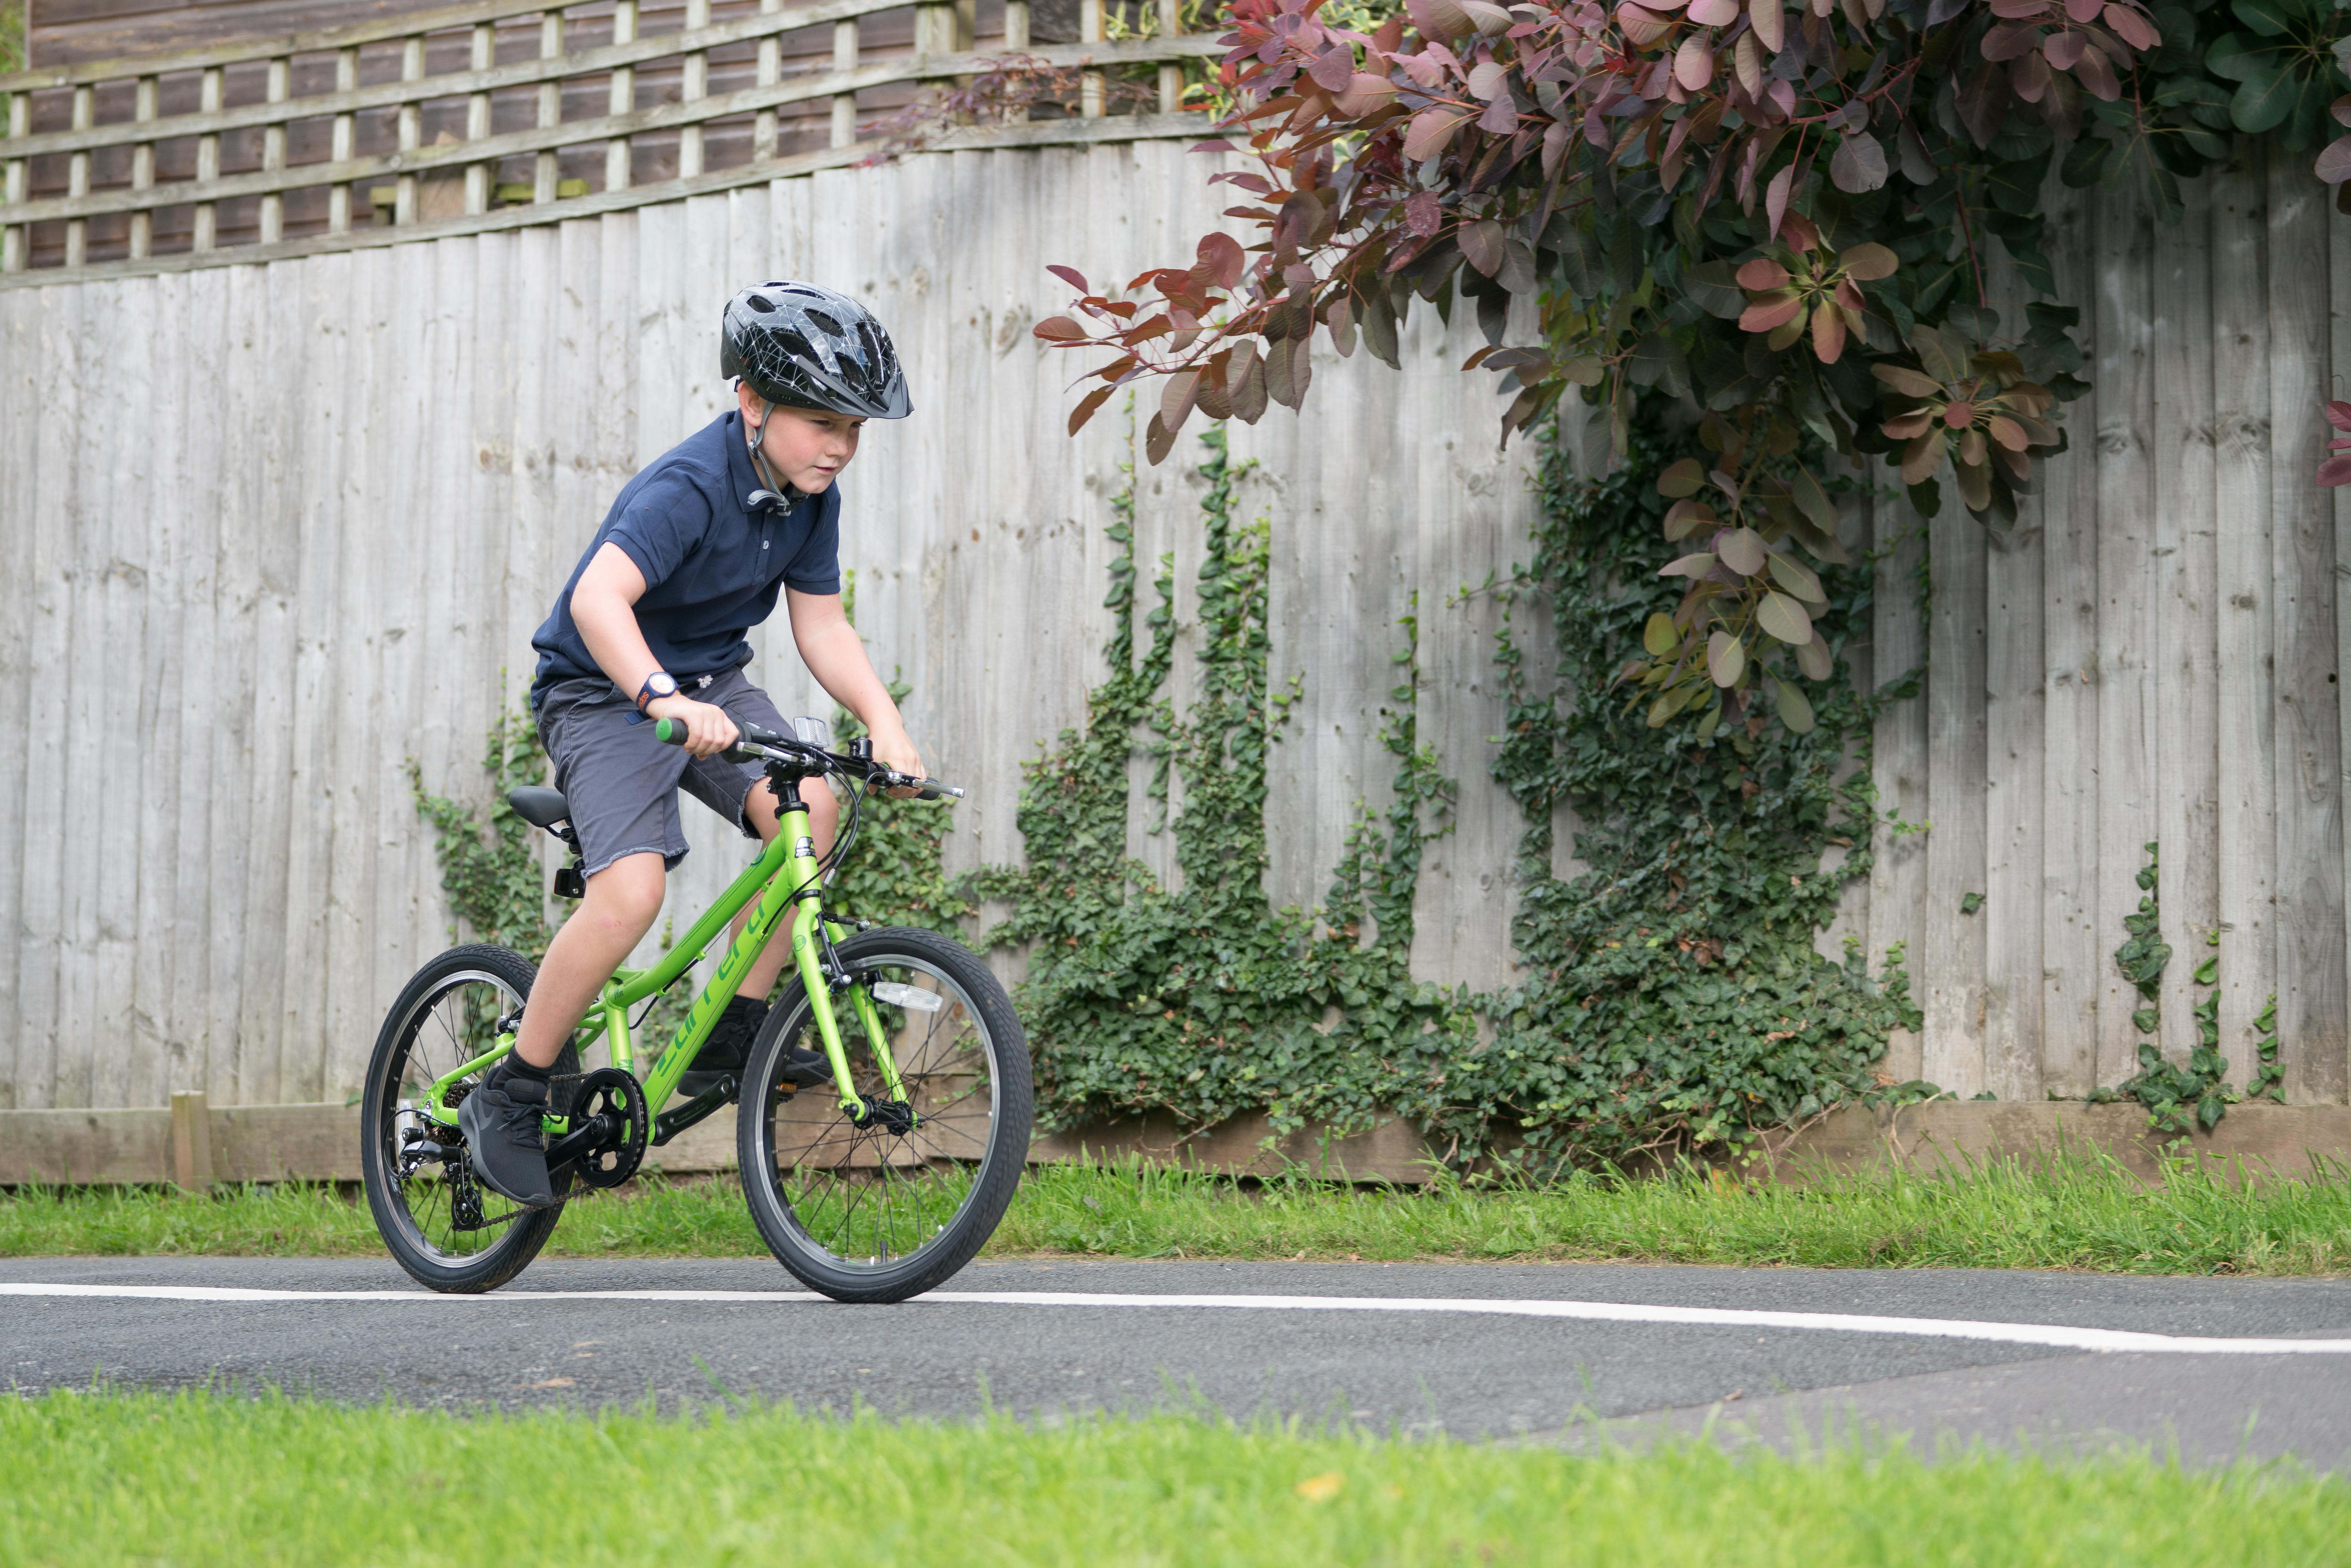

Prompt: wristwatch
[635,671,680,712]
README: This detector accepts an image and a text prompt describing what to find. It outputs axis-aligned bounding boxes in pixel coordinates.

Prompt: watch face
[650,674,678,697]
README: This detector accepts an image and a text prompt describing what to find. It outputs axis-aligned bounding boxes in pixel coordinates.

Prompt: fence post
[605,0,636,193]
[1,88,21,272]
[466,22,494,214]
[396,33,424,224]
[679,0,709,178]
[330,46,357,232]
[1003,1,1029,122]
[831,18,858,149]
[1081,0,1103,118]
[129,75,157,258]
[258,55,289,242]
[64,84,91,268]
[536,8,562,201]
[194,67,220,249]
[169,1091,212,1192]
[754,0,781,160]
[915,0,954,77]
[1158,0,1182,114]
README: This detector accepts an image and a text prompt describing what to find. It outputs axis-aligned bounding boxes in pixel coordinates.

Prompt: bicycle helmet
[721,281,912,420]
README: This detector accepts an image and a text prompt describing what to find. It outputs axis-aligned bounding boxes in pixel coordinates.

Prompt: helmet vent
[805,310,842,336]
[747,293,776,313]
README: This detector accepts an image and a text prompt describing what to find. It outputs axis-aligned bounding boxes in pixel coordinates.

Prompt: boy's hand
[646,694,739,757]
[871,726,926,799]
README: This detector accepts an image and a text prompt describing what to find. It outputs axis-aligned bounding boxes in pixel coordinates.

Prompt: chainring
[558,1066,650,1189]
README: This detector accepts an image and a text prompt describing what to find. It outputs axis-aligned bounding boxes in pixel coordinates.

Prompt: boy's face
[741,385,864,494]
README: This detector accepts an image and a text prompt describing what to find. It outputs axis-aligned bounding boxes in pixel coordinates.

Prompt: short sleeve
[604,473,712,591]
[781,484,843,595]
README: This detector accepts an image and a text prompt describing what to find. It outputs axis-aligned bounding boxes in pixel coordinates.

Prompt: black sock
[494,1055,553,1097]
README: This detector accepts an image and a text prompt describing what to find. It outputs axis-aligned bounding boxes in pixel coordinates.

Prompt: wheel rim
[376,968,550,1263]
[758,953,1005,1274]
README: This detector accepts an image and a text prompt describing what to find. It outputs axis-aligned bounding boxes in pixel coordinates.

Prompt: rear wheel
[361,944,577,1294]
[738,927,1031,1302]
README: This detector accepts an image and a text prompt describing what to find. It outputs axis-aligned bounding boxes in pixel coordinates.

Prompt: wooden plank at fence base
[1033,1113,1442,1184]
[211,1102,363,1183]
[6,1100,2351,1187]
[1763,1100,2351,1187]
[168,1089,211,1189]
[0,1106,172,1184]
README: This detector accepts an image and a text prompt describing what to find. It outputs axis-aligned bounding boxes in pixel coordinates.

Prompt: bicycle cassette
[554,1066,649,1189]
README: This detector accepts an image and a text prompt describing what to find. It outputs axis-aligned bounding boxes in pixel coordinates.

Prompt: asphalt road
[8,1255,2351,1468]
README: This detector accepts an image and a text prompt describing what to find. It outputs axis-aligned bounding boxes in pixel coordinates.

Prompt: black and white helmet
[721,280,911,420]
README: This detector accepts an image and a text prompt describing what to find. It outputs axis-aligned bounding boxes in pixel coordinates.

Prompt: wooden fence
[0,130,1548,1113]
[4,59,2351,1121]
[1843,148,2351,1107]
[0,0,1213,272]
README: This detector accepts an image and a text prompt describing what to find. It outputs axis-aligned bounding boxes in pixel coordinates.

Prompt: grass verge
[5,1150,2350,1273]
[2,1387,2345,1568]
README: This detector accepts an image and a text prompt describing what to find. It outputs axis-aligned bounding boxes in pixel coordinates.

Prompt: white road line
[4,1282,2349,1355]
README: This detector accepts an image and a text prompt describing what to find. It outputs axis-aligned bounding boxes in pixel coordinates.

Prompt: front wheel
[360,944,578,1293]
[738,926,1032,1302]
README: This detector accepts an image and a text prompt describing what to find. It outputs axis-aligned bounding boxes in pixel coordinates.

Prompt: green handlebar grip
[654,717,685,745]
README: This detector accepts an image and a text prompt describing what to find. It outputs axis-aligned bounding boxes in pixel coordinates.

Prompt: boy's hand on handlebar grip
[871,730,925,800]
[646,695,738,758]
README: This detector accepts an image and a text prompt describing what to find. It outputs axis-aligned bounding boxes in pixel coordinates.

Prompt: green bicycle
[358,716,1032,1303]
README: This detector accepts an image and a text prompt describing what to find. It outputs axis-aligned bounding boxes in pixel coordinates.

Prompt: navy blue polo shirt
[530,411,841,701]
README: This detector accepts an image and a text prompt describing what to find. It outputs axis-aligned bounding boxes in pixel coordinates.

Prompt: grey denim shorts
[532,666,792,876]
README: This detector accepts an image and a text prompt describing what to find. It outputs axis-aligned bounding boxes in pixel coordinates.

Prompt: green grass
[6,1150,2351,1274]
[1,1387,2344,1567]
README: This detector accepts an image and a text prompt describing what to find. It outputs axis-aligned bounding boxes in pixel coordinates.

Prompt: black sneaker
[678,995,831,1099]
[459,1074,556,1208]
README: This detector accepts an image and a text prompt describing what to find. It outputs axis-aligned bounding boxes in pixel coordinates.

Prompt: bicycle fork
[775,802,911,1119]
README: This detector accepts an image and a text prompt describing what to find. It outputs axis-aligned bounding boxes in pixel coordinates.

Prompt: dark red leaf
[1047,264,1090,293]
[1459,218,1507,276]
[1145,410,1179,466]
[1197,232,1247,289]
[1308,46,1356,90]
[1068,383,1115,437]
[2317,135,2351,185]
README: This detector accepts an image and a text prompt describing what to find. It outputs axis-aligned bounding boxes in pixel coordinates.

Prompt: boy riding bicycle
[462,281,926,1209]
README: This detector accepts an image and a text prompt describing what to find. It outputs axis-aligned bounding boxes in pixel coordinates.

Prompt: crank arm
[542,1114,613,1168]
[652,1077,738,1146]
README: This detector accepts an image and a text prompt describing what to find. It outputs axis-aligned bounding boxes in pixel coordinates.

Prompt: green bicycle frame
[420,790,909,1126]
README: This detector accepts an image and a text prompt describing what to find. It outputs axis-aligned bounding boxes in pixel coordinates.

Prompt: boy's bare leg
[509,780,840,1066]
[511,851,666,1069]
[735,778,840,998]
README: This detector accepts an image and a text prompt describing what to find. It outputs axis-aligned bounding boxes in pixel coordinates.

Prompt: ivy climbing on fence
[2103,841,2283,1134]
[409,701,555,961]
[960,416,1927,1171]
[962,426,1481,1142]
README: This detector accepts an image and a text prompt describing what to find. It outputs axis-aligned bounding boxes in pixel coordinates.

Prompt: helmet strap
[743,398,803,512]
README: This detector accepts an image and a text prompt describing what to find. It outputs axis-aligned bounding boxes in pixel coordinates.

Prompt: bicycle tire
[737,926,1032,1303]
[361,944,576,1294]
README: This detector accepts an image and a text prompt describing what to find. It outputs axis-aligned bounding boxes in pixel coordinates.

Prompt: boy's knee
[582,856,665,935]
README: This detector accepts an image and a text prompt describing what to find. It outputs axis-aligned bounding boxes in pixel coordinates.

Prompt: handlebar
[652,716,965,802]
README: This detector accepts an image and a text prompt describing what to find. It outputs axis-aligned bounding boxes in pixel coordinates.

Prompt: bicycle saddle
[506,786,571,831]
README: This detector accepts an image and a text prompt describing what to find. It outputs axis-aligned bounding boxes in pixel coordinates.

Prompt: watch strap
[635,671,676,711]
